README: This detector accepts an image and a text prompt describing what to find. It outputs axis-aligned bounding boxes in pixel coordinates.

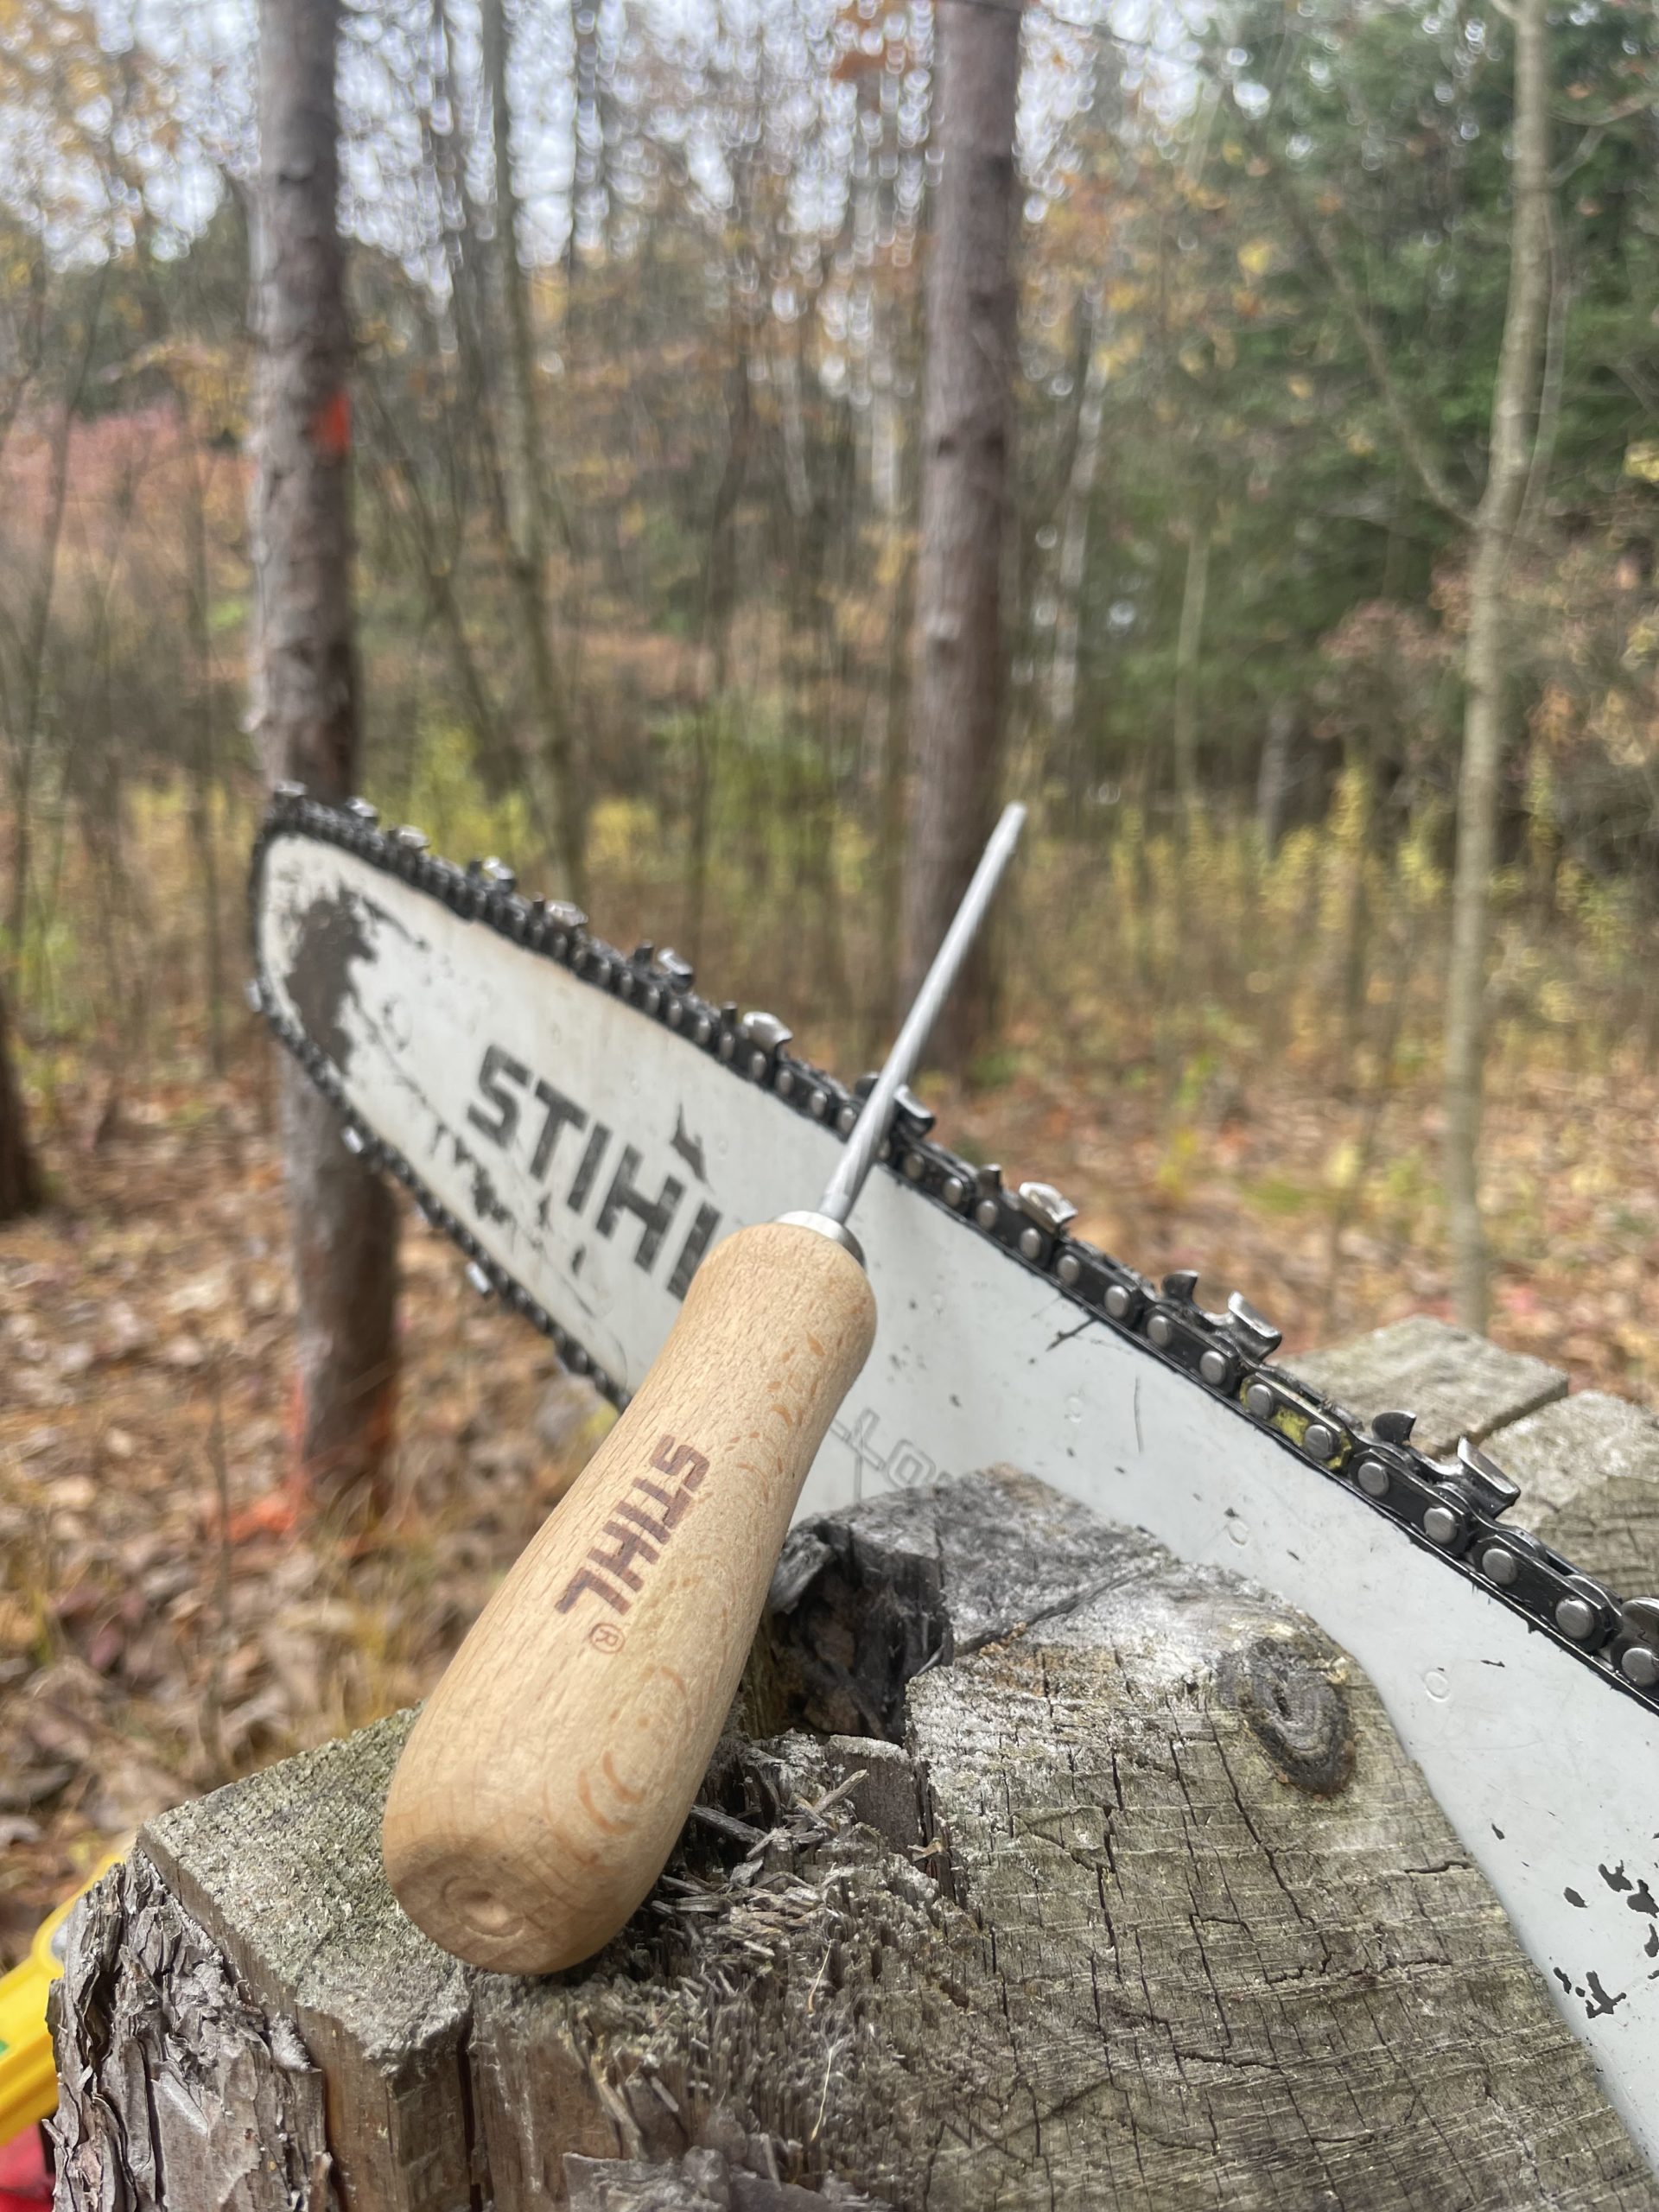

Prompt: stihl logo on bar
[467,1042,721,1297]
[556,1432,709,1620]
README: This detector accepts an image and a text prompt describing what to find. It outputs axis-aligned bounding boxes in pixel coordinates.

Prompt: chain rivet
[777,1068,796,1099]
[1245,1381,1275,1421]
[975,1198,999,1230]
[1357,1458,1389,1498]
[837,1104,858,1136]
[1556,1596,1598,1641]
[1304,1421,1338,1463]
[1057,1251,1082,1286]
[807,1090,828,1120]
[1621,1646,1659,1689]
[1018,1226,1043,1261]
[1481,1545,1520,1586]
[1104,1284,1134,1321]
[1147,1313,1174,1349]
[1423,1504,1460,1547]
[1198,1348,1230,1388]
[942,1175,967,1209]
[904,1154,925,1183]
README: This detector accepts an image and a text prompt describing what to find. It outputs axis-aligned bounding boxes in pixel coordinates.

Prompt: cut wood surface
[1296,1313,1567,1454]
[1485,1389,1659,1596]
[50,1343,1659,2209]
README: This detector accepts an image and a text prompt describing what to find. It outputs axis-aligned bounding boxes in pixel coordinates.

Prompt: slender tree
[251,0,399,1512]
[1245,0,1555,1330]
[897,0,1021,1068]
[480,0,588,906]
[0,973,43,1222]
[1443,0,1553,1331]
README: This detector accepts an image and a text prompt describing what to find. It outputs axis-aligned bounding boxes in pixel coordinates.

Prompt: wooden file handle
[381,1217,876,1973]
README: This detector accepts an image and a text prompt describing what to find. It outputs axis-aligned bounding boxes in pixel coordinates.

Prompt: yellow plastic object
[0,1858,122,2146]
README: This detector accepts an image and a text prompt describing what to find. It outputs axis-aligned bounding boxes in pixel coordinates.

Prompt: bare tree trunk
[252,0,399,1513]
[686,324,752,966]
[1172,507,1211,821]
[1048,288,1107,791]
[898,0,1020,1069]
[480,0,587,907]
[0,969,43,1221]
[1444,0,1552,1332]
[4,277,106,976]
[1256,700,1294,857]
[185,438,226,1076]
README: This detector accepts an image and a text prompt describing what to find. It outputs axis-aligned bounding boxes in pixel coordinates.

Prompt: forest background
[2,0,1659,1960]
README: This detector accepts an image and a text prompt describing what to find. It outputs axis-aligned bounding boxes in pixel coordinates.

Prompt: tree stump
[52,1438,1659,2211]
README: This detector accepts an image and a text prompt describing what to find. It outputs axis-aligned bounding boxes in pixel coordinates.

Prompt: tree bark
[1255,699,1294,856]
[898,0,1020,1070]
[251,0,399,1512]
[0,967,44,1221]
[1047,287,1108,794]
[1171,506,1211,821]
[1443,0,1553,1332]
[481,0,588,907]
[185,435,226,1077]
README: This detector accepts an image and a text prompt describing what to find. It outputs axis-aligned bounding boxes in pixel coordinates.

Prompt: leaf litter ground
[2,1031,1655,1965]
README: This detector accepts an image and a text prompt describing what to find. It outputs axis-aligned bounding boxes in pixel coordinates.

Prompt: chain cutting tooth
[274,779,307,802]
[1013,1182,1075,1264]
[1224,1292,1281,1362]
[893,1085,935,1135]
[345,797,378,826]
[1372,1408,1417,1445]
[741,1010,791,1080]
[466,1260,493,1299]
[1449,1435,1522,1517]
[654,948,693,988]
[1019,1182,1077,1234]
[741,1009,792,1052]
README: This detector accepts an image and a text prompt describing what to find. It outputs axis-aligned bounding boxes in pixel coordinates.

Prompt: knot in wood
[1223,1636,1353,1796]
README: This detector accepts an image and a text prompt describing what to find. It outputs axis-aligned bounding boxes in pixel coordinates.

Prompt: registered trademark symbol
[588,1620,625,1654]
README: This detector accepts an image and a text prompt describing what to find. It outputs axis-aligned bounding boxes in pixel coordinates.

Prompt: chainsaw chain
[249,788,1659,1716]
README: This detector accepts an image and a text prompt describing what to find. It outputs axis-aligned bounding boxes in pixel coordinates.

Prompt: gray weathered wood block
[58,1714,477,2212]
[1297,1313,1567,1454]
[1484,1390,1659,1597]
[51,1463,1658,2211]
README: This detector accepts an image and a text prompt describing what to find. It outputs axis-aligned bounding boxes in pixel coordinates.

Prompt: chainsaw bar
[251,789,1659,2164]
